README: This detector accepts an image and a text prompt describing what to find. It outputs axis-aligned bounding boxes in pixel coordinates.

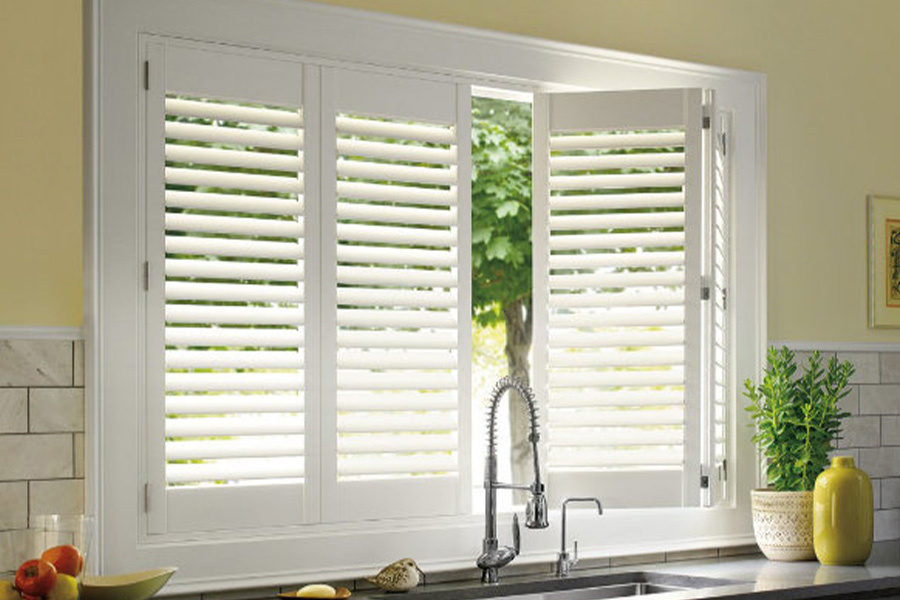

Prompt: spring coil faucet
[476,376,549,583]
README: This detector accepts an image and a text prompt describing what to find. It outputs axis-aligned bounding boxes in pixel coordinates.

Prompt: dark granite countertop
[360,543,900,600]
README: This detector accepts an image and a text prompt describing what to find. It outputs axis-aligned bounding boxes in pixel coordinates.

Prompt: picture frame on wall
[868,194,900,328]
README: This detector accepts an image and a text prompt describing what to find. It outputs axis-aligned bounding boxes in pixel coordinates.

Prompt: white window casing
[87,0,766,592]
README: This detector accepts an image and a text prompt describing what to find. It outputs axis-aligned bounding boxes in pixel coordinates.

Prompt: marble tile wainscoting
[0,337,84,572]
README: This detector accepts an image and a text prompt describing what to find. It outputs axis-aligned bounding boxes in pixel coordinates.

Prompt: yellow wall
[0,0,82,327]
[4,0,900,342]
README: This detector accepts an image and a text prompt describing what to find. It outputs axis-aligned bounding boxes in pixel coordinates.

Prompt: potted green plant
[743,347,855,561]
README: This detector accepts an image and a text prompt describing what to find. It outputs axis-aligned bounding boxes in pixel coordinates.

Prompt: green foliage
[743,347,855,491]
[471,97,533,327]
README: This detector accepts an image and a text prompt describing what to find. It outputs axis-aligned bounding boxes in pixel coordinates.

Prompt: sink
[373,571,738,600]
[513,581,696,600]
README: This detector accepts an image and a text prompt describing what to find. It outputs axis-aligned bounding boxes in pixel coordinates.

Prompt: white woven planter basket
[751,489,815,561]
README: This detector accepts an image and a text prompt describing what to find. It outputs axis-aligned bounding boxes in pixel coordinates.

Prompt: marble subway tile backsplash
[796,350,900,541]
[0,338,84,534]
[0,340,76,387]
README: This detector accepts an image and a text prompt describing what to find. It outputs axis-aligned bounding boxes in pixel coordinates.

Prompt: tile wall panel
[0,338,83,542]
[832,352,900,541]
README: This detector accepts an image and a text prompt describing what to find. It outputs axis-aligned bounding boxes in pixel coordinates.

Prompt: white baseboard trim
[771,340,900,353]
[0,326,84,340]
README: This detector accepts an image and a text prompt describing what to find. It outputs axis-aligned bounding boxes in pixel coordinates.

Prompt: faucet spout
[477,376,549,583]
[556,497,603,577]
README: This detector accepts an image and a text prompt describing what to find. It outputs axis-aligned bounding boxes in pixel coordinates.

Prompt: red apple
[41,544,84,577]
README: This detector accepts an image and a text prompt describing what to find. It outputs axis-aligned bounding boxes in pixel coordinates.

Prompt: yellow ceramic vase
[813,456,873,565]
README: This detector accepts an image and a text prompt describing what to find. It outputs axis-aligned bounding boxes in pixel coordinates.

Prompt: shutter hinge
[144,483,150,512]
[718,459,728,482]
[143,60,150,91]
[143,261,150,291]
[700,466,710,489]
[720,131,728,156]
[722,288,728,310]
[702,104,712,130]
[701,276,711,301]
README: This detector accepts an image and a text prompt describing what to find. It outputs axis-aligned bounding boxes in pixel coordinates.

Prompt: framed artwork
[868,195,900,328]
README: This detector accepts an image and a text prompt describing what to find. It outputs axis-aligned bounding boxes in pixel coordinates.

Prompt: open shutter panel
[324,70,471,521]
[709,110,731,505]
[146,45,313,532]
[535,88,704,508]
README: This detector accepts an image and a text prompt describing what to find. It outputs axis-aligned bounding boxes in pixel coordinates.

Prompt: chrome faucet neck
[477,377,549,583]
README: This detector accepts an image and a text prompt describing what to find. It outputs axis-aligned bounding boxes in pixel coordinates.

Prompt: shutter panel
[534,89,704,508]
[323,70,471,521]
[145,45,313,532]
[707,110,731,505]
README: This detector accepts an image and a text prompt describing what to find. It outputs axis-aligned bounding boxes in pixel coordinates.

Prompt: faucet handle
[572,540,579,568]
[513,513,520,555]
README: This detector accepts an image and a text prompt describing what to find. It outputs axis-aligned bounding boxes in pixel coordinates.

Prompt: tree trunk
[503,296,533,504]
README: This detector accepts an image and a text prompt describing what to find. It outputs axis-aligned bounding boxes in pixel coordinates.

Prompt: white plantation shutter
[533,89,706,508]
[705,109,731,505]
[323,70,471,521]
[145,45,316,532]
[146,50,472,530]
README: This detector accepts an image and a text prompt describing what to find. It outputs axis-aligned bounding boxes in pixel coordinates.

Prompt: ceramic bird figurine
[365,558,424,592]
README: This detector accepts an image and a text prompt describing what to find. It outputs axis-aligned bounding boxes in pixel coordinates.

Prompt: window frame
[85,0,767,593]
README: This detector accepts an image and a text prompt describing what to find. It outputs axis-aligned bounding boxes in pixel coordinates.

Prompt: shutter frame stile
[455,83,473,516]
[532,92,551,505]
[319,65,339,524]
[145,42,168,535]
[681,88,704,507]
[537,88,709,509]
[148,43,310,534]
[303,64,323,524]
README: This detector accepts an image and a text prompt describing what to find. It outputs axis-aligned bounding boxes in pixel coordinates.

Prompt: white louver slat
[162,94,305,490]
[535,88,704,509]
[326,71,470,521]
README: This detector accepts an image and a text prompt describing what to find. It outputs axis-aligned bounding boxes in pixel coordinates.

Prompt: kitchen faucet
[476,376,549,584]
[555,497,603,577]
